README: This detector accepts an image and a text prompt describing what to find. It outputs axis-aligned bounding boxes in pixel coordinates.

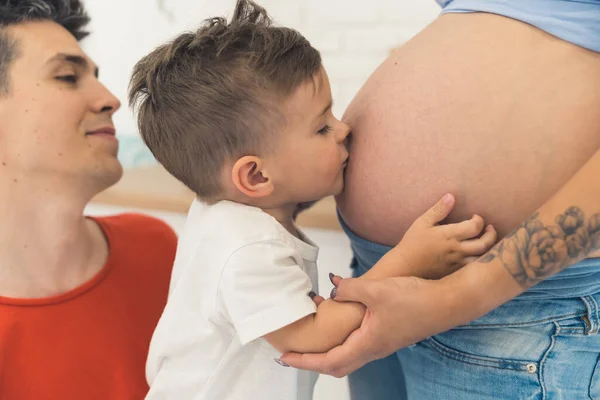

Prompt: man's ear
[231,156,274,198]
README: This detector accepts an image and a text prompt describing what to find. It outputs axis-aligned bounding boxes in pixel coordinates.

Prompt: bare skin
[338,13,600,257]
[280,11,600,377]
[0,21,122,298]
[282,148,600,376]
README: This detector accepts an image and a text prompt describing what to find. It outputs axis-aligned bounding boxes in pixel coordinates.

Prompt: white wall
[82,0,440,137]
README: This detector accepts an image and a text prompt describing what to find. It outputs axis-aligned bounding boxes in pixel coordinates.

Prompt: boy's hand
[392,194,497,279]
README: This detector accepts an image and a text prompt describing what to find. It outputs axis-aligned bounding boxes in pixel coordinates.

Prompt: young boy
[129,1,497,399]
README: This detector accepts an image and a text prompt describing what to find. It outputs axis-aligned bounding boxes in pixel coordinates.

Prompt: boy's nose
[336,121,351,143]
[344,131,352,150]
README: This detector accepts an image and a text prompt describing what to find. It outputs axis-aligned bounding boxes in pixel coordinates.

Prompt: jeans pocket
[421,336,537,371]
[399,328,546,400]
[420,323,554,371]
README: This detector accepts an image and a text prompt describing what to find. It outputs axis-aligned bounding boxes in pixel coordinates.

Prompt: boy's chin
[331,188,344,198]
[331,181,345,197]
[300,181,344,203]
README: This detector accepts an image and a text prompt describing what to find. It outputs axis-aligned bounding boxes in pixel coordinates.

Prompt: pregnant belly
[337,13,600,247]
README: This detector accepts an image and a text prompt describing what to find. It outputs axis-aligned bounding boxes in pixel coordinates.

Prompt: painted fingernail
[308,291,316,299]
[330,287,337,299]
[329,272,335,285]
[275,358,289,367]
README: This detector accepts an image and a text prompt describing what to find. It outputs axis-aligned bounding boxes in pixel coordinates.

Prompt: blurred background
[80,0,440,167]
[83,1,441,398]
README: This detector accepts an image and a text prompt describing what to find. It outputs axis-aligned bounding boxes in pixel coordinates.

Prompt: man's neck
[0,176,108,299]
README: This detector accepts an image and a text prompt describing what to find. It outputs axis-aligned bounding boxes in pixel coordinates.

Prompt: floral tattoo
[480,207,600,288]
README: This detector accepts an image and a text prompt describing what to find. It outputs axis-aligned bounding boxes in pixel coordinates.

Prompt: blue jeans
[347,256,408,400]
[341,216,600,400]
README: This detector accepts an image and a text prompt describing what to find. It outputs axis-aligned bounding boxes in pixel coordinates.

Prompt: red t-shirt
[0,214,177,400]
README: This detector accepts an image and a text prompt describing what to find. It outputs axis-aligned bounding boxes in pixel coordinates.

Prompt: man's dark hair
[0,0,90,93]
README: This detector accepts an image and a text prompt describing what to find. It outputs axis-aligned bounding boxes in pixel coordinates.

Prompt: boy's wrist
[361,246,414,280]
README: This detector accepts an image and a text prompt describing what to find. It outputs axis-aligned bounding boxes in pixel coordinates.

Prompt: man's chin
[93,162,124,192]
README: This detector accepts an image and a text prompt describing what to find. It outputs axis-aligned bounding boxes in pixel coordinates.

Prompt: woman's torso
[338,12,600,260]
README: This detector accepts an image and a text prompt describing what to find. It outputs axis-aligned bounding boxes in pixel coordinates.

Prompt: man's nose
[93,82,121,116]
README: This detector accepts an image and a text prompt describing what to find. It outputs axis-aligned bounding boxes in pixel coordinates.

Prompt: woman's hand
[281,275,454,377]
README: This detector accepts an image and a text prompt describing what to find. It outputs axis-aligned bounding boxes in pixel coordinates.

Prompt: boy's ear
[231,156,274,198]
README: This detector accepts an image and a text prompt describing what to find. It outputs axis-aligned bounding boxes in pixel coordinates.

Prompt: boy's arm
[265,250,421,355]
[265,195,497,354]
[264,298,365,354]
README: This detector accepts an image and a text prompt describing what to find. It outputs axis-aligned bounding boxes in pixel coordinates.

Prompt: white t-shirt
[146,200,320,400]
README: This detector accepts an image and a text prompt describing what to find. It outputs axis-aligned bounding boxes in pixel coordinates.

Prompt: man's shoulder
[92,213,178,267]
[94,212,173,229]
[93,213,177,242]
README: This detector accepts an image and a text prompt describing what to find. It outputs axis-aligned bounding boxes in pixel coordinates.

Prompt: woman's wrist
[439,258,524,326]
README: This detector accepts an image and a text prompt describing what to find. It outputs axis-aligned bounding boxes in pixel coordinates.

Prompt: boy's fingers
[459,225,497,255]
[459,256,479,267]
[418,194,455,226]
[445,214,485,240]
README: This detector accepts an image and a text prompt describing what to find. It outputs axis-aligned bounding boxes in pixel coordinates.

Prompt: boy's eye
[56,75,78,84]
[317,125,332,135]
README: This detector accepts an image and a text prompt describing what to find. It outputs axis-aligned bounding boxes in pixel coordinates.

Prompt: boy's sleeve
[217,239,317,346]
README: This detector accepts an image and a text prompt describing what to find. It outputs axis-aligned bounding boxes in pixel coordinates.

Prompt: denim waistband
[337,211,393,268]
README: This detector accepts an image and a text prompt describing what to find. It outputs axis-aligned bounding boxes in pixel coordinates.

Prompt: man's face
[0,21,122,192]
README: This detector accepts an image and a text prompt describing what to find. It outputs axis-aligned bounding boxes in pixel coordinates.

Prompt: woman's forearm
[483,149,600,287]
[445,149,600,323]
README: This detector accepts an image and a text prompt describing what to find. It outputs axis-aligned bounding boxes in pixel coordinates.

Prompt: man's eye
[56,75,78,84]
[318,125,332,135]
